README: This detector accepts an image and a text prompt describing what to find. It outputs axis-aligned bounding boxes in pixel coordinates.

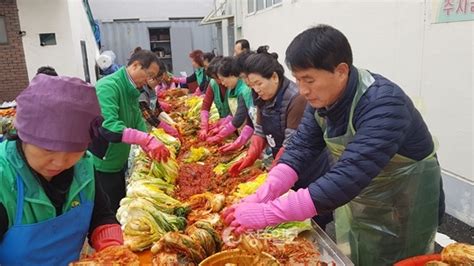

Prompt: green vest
[0,140,95,228]
[315,68,440,265]
[209,79,231,118]
[226,78,254,112]
[93,67,147,172]
[195,67,205,86]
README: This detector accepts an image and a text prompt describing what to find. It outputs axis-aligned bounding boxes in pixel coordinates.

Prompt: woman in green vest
[0,75,123,265]
[206,57,255,152]
[174,50,214,95]
[198,56,232,140]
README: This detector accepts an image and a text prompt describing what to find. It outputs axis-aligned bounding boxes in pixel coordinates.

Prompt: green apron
[195,67,205,86]
[315,69,440,265]
[210,79,231,118]
[228,95,239,116]
[226,79,253,117]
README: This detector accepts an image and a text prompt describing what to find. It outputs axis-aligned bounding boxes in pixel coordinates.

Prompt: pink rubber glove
[193,88,202,96]
[155,84,164,95]
[219,125,254,153]
[173,76,187,84]
[122,128,170,162]
[91,224,124,251]
[158,121,180,139]
[208,115,233,134]
[158,100,171,113]
[198,111,209,141]
[243,163,298,204]
[224,189,317,234]
[206,121,237,144]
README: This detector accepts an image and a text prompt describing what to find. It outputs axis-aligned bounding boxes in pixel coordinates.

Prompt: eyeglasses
[140,65,158,80]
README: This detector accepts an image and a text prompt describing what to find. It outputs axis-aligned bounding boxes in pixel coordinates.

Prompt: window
[0,16,7,44]
[266,0,273,8]
[149,28,173,72]
[256,0,264,11]
[247,0,255,13]
[39,33,56,46]
[248,0,282,14]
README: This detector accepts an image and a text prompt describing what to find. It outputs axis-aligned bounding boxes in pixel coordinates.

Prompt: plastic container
[199,249,280,266]
[394,254,442,266]
[299,220,354,265]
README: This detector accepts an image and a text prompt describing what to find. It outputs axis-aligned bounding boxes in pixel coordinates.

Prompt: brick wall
[0,0,29,102]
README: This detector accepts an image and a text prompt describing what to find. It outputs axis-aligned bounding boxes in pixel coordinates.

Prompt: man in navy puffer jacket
[223,24,444,266]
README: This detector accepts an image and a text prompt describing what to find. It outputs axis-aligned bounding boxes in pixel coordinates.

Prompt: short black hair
[235,39,250,50]
[157,59,167,77]
[285,24,353,72]
[244,46,284,81]
[236,50,255,74]
[36,66,58,76]
[133,46,142,54]
[127,49,160,68]
[203,52,215,63]
[217,57,240,77]
[206,55,223,78]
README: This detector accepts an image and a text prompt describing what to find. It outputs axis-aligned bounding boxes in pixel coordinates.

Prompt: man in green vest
[93,50,170,213]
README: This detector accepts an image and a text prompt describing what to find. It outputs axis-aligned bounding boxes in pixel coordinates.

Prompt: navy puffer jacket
[280,66,444,216]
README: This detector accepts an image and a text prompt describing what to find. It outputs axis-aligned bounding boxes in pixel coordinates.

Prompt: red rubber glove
[229,135,266,176]
[270,147,285,169]
[91,224,124,251]
[157,90,167,99]
[198,111,209,141]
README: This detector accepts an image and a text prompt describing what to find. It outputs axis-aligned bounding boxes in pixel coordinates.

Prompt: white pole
[222,18,229,56]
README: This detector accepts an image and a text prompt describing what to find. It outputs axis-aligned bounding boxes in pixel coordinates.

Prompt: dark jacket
[254,78,304,150]
[255,78,330,189]
[280,66,444,216]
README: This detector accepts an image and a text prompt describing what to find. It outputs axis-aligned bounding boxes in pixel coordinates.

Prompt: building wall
[89,0,214,21]
[99,20,218,75]
[16,0,99,83]
[91,0,218,75]
[237,0,473,225]
[67,0,100,83]
[0,0,29,102]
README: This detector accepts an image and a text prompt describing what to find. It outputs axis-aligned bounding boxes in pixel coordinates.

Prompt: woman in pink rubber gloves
[173,50,214,95]
[206,56,255,153]
[93,50,170,213]
[197,56,235,141]
[226,47,333,229]
[223,25,443,265]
